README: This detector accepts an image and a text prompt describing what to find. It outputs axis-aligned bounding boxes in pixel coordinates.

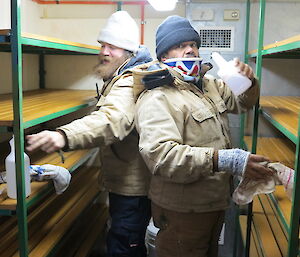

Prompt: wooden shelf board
[252,196,286,257]
[59,203,108,257]
[0,89,96,127]
[0,30,100,54]
[244,136,295,168]
[21,32,100,50]
[260,96,300,137]
[239,215,262,257]
[248,34,300,56]
[244,136,295,232]
[0,149,92,210]
[258,195,288,254]
[0,166,101,257]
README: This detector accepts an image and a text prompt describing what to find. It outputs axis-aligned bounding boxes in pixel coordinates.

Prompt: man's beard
[94,55,127,81]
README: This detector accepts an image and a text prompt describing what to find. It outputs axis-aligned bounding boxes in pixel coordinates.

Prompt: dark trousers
[107,193,151,257]
[152,203,225,257]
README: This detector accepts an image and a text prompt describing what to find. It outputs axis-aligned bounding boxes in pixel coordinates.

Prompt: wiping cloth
[30,164,71,194]
[233,162,294,204]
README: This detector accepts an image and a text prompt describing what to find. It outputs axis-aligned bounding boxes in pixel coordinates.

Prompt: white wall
[2,1,299,98]
[249,1,300,50]
[0,0,11,29]
[0,0,185,92]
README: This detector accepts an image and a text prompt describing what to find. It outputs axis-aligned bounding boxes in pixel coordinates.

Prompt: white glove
[218,149,250,175]
[30,164,71,194]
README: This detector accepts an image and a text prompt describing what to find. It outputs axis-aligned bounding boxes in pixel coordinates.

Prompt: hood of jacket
[132,61,213,101]
[118,45,153,75]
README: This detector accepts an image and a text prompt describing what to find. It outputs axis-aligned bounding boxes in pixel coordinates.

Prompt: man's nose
[100,46,110,56]
[184,45,194,55]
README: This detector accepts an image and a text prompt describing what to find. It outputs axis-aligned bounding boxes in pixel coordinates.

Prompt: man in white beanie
[26,11,152,257]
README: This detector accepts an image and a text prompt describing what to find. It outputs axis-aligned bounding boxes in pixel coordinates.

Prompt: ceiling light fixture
[147,0,177,11]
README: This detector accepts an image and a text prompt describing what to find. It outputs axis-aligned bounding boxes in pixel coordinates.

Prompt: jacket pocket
[190,108,220,145]
[191,108,214,123]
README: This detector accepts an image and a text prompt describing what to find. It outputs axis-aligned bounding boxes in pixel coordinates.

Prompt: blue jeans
[107,193,151,257]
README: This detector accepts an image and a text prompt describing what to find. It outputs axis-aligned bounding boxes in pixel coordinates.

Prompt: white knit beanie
[97,11,140,53]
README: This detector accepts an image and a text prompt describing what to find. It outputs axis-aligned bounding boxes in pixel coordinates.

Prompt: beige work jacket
[58,66,150,196]
[133,62,259,212]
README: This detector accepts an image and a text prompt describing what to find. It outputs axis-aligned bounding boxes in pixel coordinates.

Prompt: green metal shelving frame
[240,0,300,257]
[0,1,100,256]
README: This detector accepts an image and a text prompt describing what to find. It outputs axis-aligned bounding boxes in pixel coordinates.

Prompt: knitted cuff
[218,149,250,176]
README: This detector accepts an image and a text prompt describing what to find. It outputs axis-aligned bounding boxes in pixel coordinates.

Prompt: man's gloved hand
[30,164,71,194]
[217,149,274,179]
[217,149,250,176]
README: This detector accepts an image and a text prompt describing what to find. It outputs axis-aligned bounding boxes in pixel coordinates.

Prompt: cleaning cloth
[30,164,71,194]
[232,162,294,204]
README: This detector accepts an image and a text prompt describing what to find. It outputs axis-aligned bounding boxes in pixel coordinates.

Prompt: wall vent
[199,27,234,51]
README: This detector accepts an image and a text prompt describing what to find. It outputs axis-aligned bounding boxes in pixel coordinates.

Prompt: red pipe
[32,0,147,5]
[140,2,145,45]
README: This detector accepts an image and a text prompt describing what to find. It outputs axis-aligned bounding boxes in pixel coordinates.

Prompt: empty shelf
[260,96,300,143]
[0,89,97,128]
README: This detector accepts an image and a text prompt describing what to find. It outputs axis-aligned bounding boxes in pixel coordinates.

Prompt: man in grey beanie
[133,15,273,257]
[26,11,152,257]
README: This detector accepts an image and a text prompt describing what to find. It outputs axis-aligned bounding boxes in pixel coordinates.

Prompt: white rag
[232,162,294,204]
[30,164,71,194]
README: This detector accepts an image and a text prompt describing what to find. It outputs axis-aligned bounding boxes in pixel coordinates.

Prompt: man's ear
[161,55,167,62]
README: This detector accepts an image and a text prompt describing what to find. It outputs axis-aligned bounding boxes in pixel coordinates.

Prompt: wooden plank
[244,137,295,168]
[21,32,100,50]
[239,215,261,257]
[259,195,288,255]
[0,149,92,209]
[0,30,100,50]
[1,166,100,257]
[26,168,99,257]
[28,173,100,256]
[248,34,300,55]
[273,185,292,226]
[244,137,295,228]
[58,203,108,257]
[74,206,108,257]
[260,96,300,137]
[0,30,10,36]
[0,165,95,256]
[252,197,283,257]
[0,89,96,126]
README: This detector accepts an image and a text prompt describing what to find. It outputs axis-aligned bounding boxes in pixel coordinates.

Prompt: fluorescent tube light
[148,0,177,11]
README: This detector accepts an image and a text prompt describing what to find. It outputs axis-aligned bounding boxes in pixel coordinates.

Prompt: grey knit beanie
[156,15,201,60]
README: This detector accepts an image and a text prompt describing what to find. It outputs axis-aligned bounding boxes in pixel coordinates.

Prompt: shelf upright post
[252,0,265,153]
[117,1,122,11]
[234,2,251,257]
[39,52,46,89]
[239,0,251,149]
[11,0,29,256]
[288,113,300,257]
[245,1,266,257]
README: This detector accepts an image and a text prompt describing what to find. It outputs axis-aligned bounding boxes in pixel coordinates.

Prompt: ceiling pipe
[140,2,145,45]
[32,0,147,5]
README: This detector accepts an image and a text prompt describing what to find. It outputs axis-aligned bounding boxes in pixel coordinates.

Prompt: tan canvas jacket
[133,61,259,212]
[58,64,150,196]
